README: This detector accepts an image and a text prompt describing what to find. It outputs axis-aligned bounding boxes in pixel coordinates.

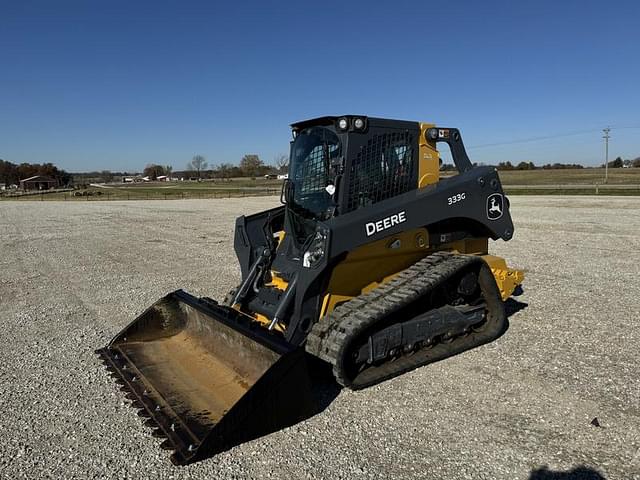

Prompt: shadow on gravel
[529,465,607,480]
[233,294,531,464]
[172,294,529,465]
[304,296,531,419]
[504,283,528,319]
[505,297,528,318]
[307,355,343,411]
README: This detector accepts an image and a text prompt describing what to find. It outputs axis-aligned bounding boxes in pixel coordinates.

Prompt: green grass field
[1,178,283,201]
[494,168,640,185]
[2,169,639,200]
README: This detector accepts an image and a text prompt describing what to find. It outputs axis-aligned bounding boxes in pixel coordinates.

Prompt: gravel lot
[1,196,639,480]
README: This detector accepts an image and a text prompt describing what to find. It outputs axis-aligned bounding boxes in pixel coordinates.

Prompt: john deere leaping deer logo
[487,193,504,220]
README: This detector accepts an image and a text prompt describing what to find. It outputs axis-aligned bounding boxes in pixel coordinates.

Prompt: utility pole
[603,127,611,184]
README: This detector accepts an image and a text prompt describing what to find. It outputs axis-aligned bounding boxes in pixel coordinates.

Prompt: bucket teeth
[94,290,317,466]
[96,349,185,460]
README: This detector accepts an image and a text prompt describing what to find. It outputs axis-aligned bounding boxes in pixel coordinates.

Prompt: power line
[466,125,640,150]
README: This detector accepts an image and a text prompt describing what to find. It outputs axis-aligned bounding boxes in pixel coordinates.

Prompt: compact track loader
[98,116,524,464]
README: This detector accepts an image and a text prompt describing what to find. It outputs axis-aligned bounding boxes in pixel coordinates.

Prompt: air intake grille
[344,131,415,213]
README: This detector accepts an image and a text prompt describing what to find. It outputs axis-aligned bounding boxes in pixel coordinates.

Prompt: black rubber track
[305,252,506,389]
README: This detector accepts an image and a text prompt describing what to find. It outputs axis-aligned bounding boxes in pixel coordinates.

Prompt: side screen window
[293,143,326,195]
[293,142,339,195]
[289,127,341,218]
[344,131,415,213]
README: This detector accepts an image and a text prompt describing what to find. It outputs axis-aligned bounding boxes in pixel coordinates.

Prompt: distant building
[123,176,152,183]
[20,175,59,191]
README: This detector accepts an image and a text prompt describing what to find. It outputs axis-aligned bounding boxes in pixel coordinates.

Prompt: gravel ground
[0,196,639,480]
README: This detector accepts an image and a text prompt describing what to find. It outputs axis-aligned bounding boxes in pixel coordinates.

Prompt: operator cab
[286,116,420,224]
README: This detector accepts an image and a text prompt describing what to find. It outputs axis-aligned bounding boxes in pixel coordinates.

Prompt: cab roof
[290,115,419,131]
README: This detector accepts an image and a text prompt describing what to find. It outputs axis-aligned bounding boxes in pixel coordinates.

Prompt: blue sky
[1,0,638,172]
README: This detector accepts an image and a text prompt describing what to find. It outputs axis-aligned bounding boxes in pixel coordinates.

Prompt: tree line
[0,159,72,187]
[141,154,288,181]
[440,161,586,171]
[495,157,640,170]
[440,158,640,172]
[603,156,640,168]
[5,152,638,187]
[496,161,584,170]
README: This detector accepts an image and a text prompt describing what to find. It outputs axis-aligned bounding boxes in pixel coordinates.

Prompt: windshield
[288,126,341,220]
